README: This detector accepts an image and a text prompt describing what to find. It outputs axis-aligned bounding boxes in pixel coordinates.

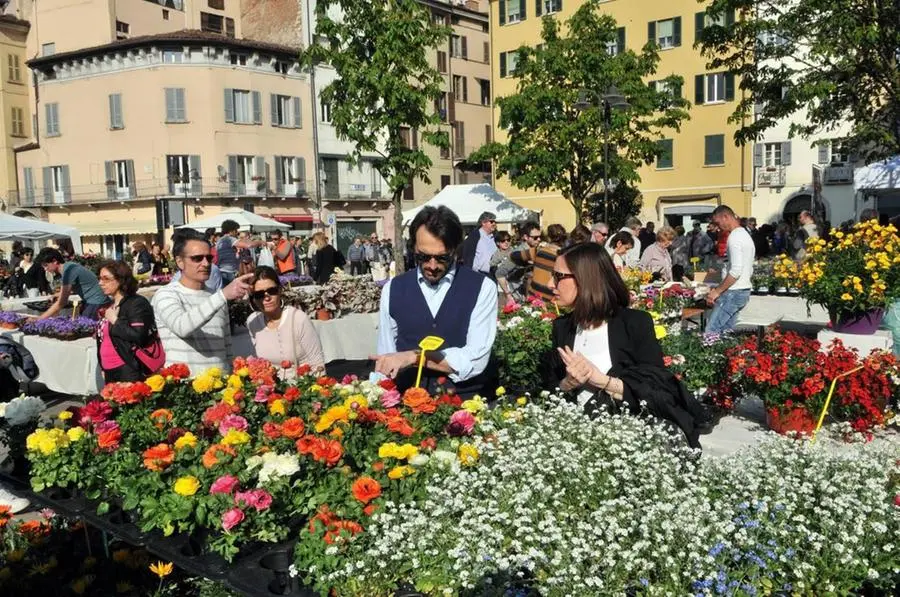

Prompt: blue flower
[708,542,726,557]
[639,578,649,587]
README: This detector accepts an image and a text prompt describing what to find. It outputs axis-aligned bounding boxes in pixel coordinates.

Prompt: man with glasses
[461,211,497,274]
[590,222,609,244]
[152,229,253,374]
[373,205,497,397]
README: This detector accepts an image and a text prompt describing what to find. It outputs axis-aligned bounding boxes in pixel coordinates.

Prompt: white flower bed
[316,399,900,596]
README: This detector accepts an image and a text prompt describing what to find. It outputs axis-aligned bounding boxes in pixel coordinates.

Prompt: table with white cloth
[0,329,101,396]
[1,296,76,316]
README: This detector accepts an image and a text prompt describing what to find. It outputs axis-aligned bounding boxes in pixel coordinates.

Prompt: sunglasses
[186,254,214,263]
[551,271,575,283]
[528,234,542,240]
[251,287,280,301]
[414,251,454,265]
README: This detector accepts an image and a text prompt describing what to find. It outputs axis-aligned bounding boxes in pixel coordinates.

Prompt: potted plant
[782,221,900,333]
[0,311,23,330]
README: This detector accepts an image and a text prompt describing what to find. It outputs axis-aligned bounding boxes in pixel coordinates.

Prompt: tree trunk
[392,188,406,274]
[572,195,584,225]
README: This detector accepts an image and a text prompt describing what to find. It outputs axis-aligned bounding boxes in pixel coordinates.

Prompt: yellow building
[0,14,30,216]
[489,0,752,229]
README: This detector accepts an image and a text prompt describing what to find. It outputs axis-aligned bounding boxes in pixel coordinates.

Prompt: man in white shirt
[461,211,497,274]
[706,205,755,333]
[606,216,642,267]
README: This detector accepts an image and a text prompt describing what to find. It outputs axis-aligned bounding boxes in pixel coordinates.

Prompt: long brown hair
[559,243,629,328]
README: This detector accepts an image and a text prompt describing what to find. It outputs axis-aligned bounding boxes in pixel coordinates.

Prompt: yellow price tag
[415,336,445,388]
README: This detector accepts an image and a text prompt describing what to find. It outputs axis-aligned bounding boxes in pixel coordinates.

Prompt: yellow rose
[226,375,243,389]
[458,444,479,466]
[461,397,485,414]
[841,293,853,301]
[314,405,349,433]
[221,429,250,446]
[387,465,415,480]
[396,444,419,461]
[516,397,527,406]
[654,325,667,340]
[221,387,239,405]
[495,386,506,397]
[206,367,222,378]
[269,399,286,416]
[236,367,250,377]
[378,442,402,459]
[145,375,166,393]
[57,411,73,421]
[343,394,368,411]
[191,375,214,394]
[66,427,85,442]
[174,432,198,451]
[173,476,200,496]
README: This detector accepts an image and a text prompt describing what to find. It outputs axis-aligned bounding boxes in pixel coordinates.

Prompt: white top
[606,228,641,268]
[246,306,326,377]
[151,282,232,375]
[573,323,612,406]
[725,226,756,290]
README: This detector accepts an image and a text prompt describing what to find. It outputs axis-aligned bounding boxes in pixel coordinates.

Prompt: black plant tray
[226,539,318,597]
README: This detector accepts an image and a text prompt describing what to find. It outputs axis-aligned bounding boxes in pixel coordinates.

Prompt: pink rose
[312,401,322,413]
[235,489,273,512]
[341,374,358,384]
[219,415,248,436]
[254,385,273,403]
[209,475,240,495]
[380,389,401,408]
[221,507,245,532]
[446,410,476,436]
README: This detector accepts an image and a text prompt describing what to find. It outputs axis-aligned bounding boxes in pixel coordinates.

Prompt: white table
[0,330,101,396]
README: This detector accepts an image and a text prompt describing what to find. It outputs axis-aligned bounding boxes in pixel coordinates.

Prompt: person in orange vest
[270,229,296,276]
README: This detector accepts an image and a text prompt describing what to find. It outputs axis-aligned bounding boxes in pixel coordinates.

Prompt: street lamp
[574,86,630,223]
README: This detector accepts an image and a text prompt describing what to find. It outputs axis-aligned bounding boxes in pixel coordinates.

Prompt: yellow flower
[205,367,222,378]
[654,325,667,340]
[191,375,215,394]
[145,375,166,393]
[516,397,527,406]
[314,405,350,433]
[221,387,239,405]
[343,394,368,411]
[841,293,853,301]
[461,396,485,414]
[378,442,418,460]
[149,561,173,579]
[458,444,479,466]
[236,367,250,377]
[173,476,200,496]
[495,386,506,397]
[268,399,286,416]
[226,375,243,389]
[387,465,415,480]
[57,411,73,421]
[66,427,85,442]
[173,432,198,451]
[111,549,130,564]
[221,429,250,446]
[27,428,69,456]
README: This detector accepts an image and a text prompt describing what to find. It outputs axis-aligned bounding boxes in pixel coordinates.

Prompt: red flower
[262,422,282,439]
[280,360,293,369]
[295,435,317,456]
[351,476,382,505]
[281,417,305,439]
[311,438,343,467]
[143,443,175,471]
[377,379,396,391]
[283,386,300,401]
[296,363,311,376]
[419,437,437,451]
[202,402,239,428]
[78,400,112,429]
[101,382,152,405]
[160,363,190,380]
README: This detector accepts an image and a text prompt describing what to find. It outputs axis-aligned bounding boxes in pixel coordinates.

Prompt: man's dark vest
[388,266,495,398]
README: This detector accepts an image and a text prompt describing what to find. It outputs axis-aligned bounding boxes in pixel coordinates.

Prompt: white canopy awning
[402,184,538,226]
[854,156,900,194]
[178,208,290,233]
[0,212,83,254]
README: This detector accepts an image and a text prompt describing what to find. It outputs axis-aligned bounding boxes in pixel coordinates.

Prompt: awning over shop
[75,222,159,236]
[0,212,83,254]
[271,214,314,223]
[854,156,900,194]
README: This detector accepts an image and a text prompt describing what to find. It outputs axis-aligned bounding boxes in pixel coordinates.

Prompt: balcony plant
[776,220,900,333]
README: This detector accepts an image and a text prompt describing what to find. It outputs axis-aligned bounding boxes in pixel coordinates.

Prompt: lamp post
[574,86,630,223]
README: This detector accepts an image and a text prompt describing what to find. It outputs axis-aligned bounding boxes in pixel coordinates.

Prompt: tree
[303,0,450,269]
[699,0,900,163]
[587,184,643,232]
[470,0,690,224]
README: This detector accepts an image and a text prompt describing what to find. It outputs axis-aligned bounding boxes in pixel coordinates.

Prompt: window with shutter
[109,93,124,130]
[500,52,507,78]
[7,54,21,83]
[165,88,187,122]
[461,37,468,59]
[252,91,262,124]
[45,103,60,137]
[704,135,725,166]
[762,142,782,167]
[10,107,24,137]
[437,51,447,73]
[656,139,674,169]
[483,41,490,63]
[651,17,681,48]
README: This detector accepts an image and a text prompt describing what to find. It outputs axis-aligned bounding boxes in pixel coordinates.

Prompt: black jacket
[543,308,705,449]
[96,294,157,379]
[461,228,480,269]
[314,244,339,285]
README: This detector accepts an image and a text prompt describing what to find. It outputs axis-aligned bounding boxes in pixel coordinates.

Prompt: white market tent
[178,208,290,233]
[0,212,83,254]
[854,155,900,194]
[402,184,537,226]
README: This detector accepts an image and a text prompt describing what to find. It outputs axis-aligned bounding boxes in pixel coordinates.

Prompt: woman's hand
[558,346,598,387]
[104,304,119,324]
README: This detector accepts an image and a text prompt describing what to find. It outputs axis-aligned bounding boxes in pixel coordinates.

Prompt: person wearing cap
[461,211,497,275]
[590,222,609,244]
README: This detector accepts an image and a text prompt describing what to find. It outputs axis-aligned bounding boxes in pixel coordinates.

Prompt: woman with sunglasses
[246,266,325,377]
[543,242,707,448]
[96,260,159,382]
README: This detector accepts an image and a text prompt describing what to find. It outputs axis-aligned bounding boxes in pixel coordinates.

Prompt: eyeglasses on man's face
[414,251,454,265]
[186,254,214,264]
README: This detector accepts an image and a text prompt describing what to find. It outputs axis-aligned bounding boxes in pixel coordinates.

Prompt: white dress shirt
[472,229,497,274]
[724,226,755,290]
[377,267,498,382]
[607,228,641,268]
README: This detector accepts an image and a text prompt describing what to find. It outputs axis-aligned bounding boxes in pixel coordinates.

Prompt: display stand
[817,329,893,356]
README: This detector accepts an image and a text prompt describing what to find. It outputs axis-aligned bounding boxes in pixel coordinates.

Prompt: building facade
[0,13,29,217]
[13,31,316,256]
[489,0,753,229]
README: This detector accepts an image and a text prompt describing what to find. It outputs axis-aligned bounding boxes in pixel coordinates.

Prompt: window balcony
[756,166,785,187]
[823,164,853,185]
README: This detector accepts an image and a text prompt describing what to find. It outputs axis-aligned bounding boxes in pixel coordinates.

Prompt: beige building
[0,13,30,216]
[406,0,493,206]
[12,30,315,256]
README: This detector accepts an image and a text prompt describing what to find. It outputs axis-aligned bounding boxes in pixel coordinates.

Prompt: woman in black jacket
[96,260,159,382]
[312,232,342,285]
[543,243,707,448]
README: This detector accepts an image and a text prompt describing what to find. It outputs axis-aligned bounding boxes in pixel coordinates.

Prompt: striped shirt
[151,281,232,375]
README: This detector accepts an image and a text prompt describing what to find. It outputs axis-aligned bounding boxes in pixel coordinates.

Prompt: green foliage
[586,184,642,231]
[698,0,900,162]
[303,0,451,269]
[658,332,740,392]
[492,303,555,394]
[470,0,689,223]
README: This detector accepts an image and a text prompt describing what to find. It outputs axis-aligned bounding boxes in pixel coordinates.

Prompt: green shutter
[724,73,735,101]
[695,74,704,105]
[648,20,656,44]
[500,52,507,78]
[695,12,705,43]
[520,0,526,20]
[617,27,625,53]
[725,9,735,26]
[657,139,673,169]
[673,17,682,46]
[535,0,542,17]
[499,0,506,25]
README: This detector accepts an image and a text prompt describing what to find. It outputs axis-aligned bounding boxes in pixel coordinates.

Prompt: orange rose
[0,505,11,529]
[281,417,305,439]
[150,408,173,430]
[18,520,49,542]
[312,439,343,467]
[202,443,236,469]
[363,504,378,516]
[351,476,382,505]
[295,435,317,455]
[402,388,437,414]
[385,416,415,437]
[142,443,175,471]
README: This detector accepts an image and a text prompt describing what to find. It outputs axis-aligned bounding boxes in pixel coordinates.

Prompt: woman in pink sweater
[245,266,325,377]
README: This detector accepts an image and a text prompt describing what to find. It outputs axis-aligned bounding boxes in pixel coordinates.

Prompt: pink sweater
[246,306,326,375]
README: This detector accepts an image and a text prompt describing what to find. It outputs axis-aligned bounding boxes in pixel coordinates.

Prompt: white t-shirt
[573,323,612,406]
[725,226,755,290]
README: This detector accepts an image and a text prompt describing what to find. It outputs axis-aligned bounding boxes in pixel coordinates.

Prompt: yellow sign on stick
[415,336,445,388]
[811,365,865,443]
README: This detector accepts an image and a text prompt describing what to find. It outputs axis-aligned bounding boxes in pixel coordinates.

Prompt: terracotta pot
[831,308,885,335]
[0,322,19,330]
[315,308,332,321]
[766,406,816,436]
[693,272,707,284]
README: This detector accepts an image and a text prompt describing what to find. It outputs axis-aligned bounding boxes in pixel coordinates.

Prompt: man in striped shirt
[152,230,252,375]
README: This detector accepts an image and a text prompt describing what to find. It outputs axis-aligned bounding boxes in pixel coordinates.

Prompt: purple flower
[20,316,98,339]
[0,312,23,325]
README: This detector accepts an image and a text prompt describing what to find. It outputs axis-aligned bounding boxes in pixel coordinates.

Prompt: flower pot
[766,406,816,436]
[0,322,19,330]
[831,308,885,335]
[693,272,707,284]
[315,308,331,321]
[757,286,768,294]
